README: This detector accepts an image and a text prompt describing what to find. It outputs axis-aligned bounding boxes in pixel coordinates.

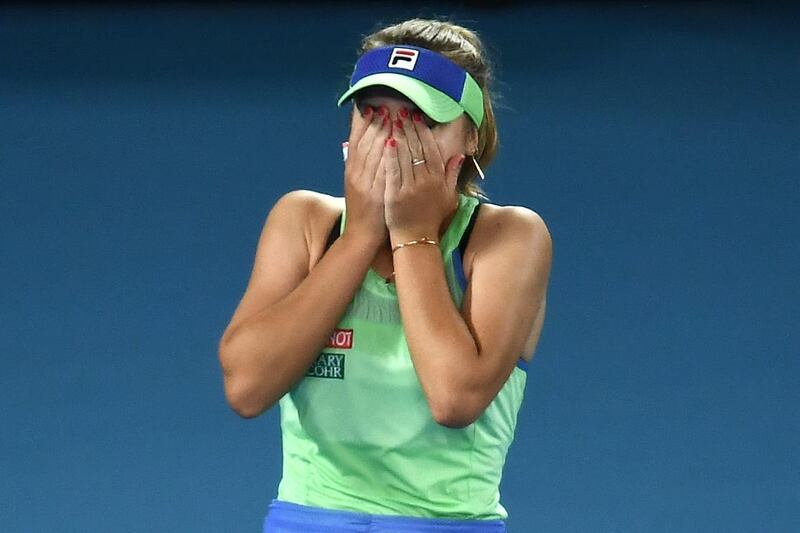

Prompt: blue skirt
[263,500,507,533]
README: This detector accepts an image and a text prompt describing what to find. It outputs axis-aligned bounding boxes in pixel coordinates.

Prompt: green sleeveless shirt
[276,192,528,519]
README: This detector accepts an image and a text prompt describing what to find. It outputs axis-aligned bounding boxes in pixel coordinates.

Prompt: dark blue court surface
[1,3,798,532]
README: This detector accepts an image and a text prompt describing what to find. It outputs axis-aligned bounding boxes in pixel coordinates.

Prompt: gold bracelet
[391,237,439,253]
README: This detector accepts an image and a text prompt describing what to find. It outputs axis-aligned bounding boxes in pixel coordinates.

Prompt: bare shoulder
[466,202,552,274]
[459,201,553,367]
[476,202,550,240]
[273,190,345,269]
[271,189,339,219]
[269,189,342,231]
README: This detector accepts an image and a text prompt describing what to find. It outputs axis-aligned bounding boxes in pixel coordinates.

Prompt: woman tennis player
[218,18,552,533]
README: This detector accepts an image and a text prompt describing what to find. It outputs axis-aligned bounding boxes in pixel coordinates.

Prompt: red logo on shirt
[326,329,353,349]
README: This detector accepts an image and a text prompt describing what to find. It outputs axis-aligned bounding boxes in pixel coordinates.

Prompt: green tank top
[276,192,528,519]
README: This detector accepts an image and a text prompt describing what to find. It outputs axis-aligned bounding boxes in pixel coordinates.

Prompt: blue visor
[337,45,485,127]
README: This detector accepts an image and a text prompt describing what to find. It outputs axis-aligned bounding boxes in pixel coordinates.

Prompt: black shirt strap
[325,213,343,252]
[457,202,482,258]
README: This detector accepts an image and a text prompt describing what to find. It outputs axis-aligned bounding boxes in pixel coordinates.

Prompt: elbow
[223,376,270,419]
[429,394,483,429]
[231,404,265,420]
[218,340,270,419]
[229,403,262,420]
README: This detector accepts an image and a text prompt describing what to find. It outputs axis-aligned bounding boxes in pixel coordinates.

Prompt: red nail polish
[394,118,403,129]
[412,111,422,122]
[399,108,409,118]
[378,106,388,117]
[389,138,397,147]
[363,105,373,116]
[385,137,393,147]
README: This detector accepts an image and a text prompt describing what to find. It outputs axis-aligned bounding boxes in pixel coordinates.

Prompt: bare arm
[382,106,552,428]
[392,208,552,428]
[218,104,391,418]
[217,191,377,418]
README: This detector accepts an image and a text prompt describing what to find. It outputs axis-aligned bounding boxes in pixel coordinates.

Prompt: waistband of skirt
[264,499,507,532]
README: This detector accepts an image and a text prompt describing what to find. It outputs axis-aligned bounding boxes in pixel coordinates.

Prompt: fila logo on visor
[388,48,419,71]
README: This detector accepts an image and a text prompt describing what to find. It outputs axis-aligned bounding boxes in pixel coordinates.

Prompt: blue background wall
[1,3,798,532]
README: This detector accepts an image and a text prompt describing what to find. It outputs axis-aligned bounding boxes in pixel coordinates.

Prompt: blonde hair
[358,18,498,199]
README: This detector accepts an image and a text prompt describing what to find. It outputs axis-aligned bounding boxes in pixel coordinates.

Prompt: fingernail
[378,106,388,117]
[363,105,373,116]
[394,118,403,129]
[389,138,397,147]
[399,107,409,118]
[412,111,422,122]
[458,155,466,169]
[385,137,393,147]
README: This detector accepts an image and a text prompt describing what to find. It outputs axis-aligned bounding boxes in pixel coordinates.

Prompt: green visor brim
[337,73,472,126]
